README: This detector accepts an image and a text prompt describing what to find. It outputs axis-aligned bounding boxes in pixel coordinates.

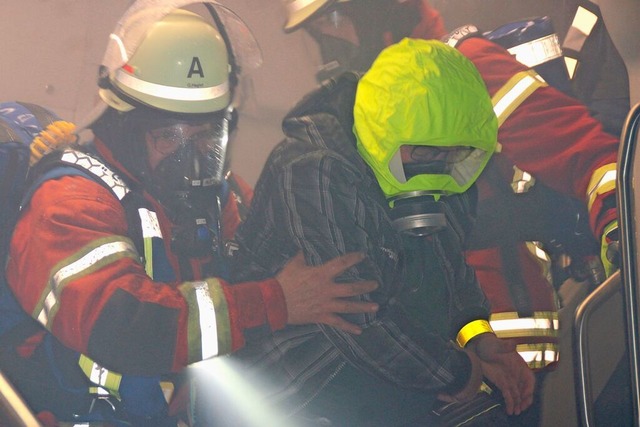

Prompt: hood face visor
[387,144,493,196]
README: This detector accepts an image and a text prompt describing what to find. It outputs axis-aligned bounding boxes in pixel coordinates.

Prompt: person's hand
[437,347,484,404]
[469,334,535,415]
[276,252,379,334]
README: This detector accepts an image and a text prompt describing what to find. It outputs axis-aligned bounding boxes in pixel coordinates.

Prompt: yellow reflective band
[587,163,617,210]
[35,237,139,328]
[456,319,494,347]
[287,0,316,13]
[492,70,547,127]
[115,69,229,102]
[507,34,562,68]
[78,354,122,399]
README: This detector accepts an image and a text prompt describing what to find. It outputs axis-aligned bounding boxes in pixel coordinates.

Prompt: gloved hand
[600,220,620,277]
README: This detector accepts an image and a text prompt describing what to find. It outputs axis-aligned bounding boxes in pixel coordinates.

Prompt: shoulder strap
[442,24,483,48]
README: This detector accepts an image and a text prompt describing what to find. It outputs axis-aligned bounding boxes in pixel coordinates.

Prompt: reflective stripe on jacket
[459,37,617,370]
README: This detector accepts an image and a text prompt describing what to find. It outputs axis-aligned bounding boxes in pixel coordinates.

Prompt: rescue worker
[227,38,535,427]
[280,0,619,425]
[0,3,379,426]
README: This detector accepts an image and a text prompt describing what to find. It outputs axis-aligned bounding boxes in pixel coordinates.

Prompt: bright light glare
[189,356,303,427]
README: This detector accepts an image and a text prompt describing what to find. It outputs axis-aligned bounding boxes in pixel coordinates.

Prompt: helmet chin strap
[388,191,448,237]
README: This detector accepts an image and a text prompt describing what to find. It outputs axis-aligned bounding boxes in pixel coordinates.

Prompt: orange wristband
[456,319,494,347]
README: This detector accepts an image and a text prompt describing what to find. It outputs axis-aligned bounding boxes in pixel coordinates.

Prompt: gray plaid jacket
[230,72,490,419]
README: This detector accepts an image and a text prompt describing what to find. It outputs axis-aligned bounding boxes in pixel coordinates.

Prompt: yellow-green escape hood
[354,38,498,199]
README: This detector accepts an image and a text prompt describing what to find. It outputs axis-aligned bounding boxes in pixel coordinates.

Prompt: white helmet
[99,9,231,114]
[81,0,263,129]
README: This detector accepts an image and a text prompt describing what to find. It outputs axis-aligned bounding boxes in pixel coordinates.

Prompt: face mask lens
[403,146,474,178]
[149,128,187,155]
[148,116,229,193]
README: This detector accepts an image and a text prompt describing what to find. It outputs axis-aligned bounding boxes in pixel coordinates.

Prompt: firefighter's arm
[8,176,377,375]
[586,162,619,276]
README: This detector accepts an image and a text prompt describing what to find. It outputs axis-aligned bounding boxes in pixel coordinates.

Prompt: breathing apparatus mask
[386,146,478,236]
[83,1,263,258]
[353,39,498,237]
[141,109,235,256]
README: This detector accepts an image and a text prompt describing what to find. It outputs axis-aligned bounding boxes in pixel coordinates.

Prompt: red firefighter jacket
[6,143,287,377]
[458,37,619,369]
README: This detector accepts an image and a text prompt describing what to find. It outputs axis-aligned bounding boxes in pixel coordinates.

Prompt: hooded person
[225,38,534,427]
[1,2,380,425]
[282,2,621,425]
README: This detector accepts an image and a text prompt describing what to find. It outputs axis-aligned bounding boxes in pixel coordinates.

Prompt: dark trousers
[297,363,510,427]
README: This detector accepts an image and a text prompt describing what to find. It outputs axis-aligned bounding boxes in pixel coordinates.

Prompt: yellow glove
[600,220,620,278]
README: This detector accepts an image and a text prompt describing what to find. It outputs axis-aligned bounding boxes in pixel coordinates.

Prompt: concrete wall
[0,0,321,186]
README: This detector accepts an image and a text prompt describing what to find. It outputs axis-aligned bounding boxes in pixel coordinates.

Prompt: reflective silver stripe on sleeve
[490,317,559,332]
[493,71,546,126]
[37,239,138,327]
[193,281,219,359]
[587,168,617,210]
[519,349,559,364]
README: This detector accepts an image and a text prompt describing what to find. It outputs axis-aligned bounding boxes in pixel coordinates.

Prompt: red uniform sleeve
[410,0,447,40]
[6,175,286,375]
[458,37,619,236]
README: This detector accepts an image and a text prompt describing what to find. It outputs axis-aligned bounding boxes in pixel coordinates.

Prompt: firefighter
[280,0,619,425]
[0,3,379,425]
